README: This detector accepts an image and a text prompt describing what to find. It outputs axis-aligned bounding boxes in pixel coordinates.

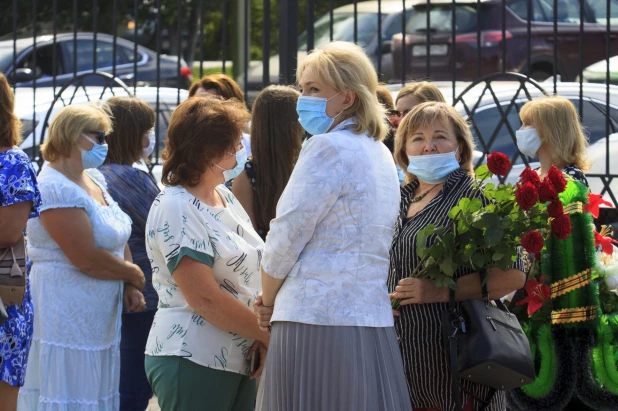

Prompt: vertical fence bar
[401,0,406,85]
[112,0,117,80]
[606,0,611,188]
[377,0,382,78]
[578,0,584,116]
[329,0,334,42]
[134,0,139,94]
[93,0,98,72]
[279,0,298,84]
[176,0,182,104]
[552,0,557,94]
[501,0,506,73]
[32,0,37,160]
[262,0,271,86]
[199,0,204,78]
[451,0,456,102]
[243,0,249,97]
[425,0,430,78]
[73,0,78,76]
[52,0,57,94]
[222,0,228,73]
[307,0,314,51]
[476,0,481,77]
[155,0,162,162]
[353,0,358,44]
[526,0,531,77]
[11,0,17,94]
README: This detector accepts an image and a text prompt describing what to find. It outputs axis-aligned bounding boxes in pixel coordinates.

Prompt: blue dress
[0,148,41,387]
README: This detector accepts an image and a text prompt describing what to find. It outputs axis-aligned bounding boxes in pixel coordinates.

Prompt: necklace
[410,183,442,204]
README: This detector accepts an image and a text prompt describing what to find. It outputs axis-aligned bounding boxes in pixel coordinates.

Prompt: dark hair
[0,73,21,147]
[162,96,251,187]
[188,73,245,103]
[103,96,155,165]
[376,84,394,110]
[250,85,304,234]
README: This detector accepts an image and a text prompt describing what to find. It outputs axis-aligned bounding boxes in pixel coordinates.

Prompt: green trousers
[145,355,256,411]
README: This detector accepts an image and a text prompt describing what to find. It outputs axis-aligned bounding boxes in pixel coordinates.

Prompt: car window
[468,104,523,164]
[63,39,127,72]
[572,99,617,145]
[406,4,491,34]
[298,12,386,50]
[587,0,618,24]
[119,46,138,64]
[17,44,64,77]
[383,11,415,41]
[507,0,552,22]
[555,0,582,24]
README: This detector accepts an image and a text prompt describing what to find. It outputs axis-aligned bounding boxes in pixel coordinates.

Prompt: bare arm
[261,268,285,307]
[40,208,144,289]
[232,171,258,231]
[0,201,31,248]
[174,256,270,345]
[124,244,133,263]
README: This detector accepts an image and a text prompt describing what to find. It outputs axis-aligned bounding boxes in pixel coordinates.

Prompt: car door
[14,43,65,87]
[60,38,128,86]
[586,0,618,59]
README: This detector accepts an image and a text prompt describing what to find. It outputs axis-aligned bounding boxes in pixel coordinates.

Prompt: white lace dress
[18,166,131,411]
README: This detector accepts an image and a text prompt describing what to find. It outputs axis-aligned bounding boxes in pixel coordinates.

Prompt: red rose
[547,200,564,219]
[487,151,511,176]
[538,179,558,203]
[547,166,567,193]
[521,231,544,255]
[551,214,572,240]
[515,182,539,211]
[520,167,541,188]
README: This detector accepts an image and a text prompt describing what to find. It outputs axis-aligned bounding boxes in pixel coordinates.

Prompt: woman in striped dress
[388,102,526,411]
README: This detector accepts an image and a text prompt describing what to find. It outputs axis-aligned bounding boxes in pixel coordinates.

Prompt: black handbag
[442,270,535,409]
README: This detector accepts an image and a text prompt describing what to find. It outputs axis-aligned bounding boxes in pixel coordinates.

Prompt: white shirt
[262,119,401,327]
[145,184,264,375]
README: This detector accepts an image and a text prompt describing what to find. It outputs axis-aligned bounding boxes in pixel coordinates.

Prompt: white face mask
[143,131,156,157]
[516,128,542,159]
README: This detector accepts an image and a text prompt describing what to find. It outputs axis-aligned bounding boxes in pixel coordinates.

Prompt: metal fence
[2,0,618,207]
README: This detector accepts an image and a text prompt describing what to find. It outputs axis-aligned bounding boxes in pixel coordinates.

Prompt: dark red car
[392,0,618,82]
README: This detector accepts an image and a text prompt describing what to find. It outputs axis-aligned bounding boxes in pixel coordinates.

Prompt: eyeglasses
[388,109,412,118]
[86,130,106,144]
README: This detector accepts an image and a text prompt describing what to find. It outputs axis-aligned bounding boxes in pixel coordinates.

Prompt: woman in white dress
[18,104,146,410]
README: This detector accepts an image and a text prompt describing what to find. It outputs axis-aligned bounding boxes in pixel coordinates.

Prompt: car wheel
[530,70,552,82]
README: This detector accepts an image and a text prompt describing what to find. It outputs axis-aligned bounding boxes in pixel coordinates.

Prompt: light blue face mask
[407,149,460,184]
[516,128,542,159]
[296,92,344,136]
[80,134,108,169]
[215,145,247,182]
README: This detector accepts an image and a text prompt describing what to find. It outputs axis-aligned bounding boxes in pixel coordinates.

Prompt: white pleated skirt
[256,321,412,411]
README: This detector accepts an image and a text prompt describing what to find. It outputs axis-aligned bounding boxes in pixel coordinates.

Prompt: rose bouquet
[392,152,569,310]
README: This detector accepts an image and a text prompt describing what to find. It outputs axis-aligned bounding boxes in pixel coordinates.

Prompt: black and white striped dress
[387,169,524,411]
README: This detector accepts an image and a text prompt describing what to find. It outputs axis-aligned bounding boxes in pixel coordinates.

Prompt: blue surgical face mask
[296,92,344,136]
[407,149,460,184]
[215,145,247,182]
[516,128,542,159]
[80,134,108,169]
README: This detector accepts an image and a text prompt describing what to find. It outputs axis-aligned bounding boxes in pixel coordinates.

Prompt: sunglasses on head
[86,130,106,144]
[388,109,412,118]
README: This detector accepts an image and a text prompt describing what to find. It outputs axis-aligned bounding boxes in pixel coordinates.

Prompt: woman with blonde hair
[388,102,525,410]
[254,41,411,411]
[389,81,446,132]
[517,95,590,186]
[0,73,41,411]
[18,104,145,410]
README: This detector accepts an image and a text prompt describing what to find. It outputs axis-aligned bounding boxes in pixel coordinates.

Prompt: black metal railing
[2,0,617,205]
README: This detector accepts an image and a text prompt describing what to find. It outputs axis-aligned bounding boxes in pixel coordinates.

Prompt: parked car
[580,55,618,86]
[240,0,417,101]
[14,86,187,167]
[392,0,618,82]
[0,33,193,89]
[388,81,618,204]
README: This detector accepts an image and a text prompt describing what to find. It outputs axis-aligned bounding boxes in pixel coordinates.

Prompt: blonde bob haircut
[42,104,113,162]
[296,41,387,141]
[395,81,446,105]
[394,102,475,184]
[519,96,590,171]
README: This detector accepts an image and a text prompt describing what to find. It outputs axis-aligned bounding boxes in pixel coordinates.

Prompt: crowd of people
[0,40,592,411]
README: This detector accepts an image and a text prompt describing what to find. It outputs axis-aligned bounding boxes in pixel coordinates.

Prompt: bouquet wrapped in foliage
[392,152,567,310]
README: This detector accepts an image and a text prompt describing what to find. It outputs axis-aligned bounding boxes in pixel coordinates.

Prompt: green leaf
[484,227,504,247]
[440,258,458,276]
[458,198,471,212]
[475,164,491,180]
[469,198,483,213]
[448,206,461,220]
[492,252,504,261]
[416,230,428,258]
[481,213,500,227]
[485,183,495,191]
[430,245,444,260]
[471,253,488,269]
